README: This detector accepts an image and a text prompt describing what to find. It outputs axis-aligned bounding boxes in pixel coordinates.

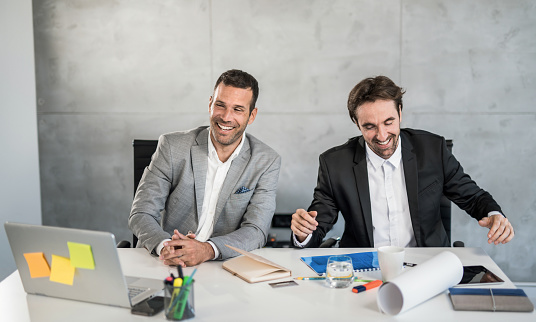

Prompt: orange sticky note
[67,242,95,270]
[49,254,76,285]
[23,252,51,278]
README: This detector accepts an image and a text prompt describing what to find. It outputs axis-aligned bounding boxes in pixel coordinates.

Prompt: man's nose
[220,108,232,121]
[377,125,388,141]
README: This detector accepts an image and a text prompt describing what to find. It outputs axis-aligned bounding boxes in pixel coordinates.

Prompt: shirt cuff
[207,241,219,260]
[292,232,312,248]
[488,211,504,217]
[156,239,171,256]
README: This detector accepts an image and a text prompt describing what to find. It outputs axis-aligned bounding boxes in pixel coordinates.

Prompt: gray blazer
[128,126,281,260]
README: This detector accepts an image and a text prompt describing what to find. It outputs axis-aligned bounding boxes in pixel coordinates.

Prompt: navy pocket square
[235,186,252,194]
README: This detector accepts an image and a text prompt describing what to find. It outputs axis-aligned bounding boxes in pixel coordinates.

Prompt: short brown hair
[347,76,405,124]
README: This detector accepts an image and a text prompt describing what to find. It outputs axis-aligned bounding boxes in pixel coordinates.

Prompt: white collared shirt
[365,140,417,248]
[197,130,245,242]
[157,130,245,258]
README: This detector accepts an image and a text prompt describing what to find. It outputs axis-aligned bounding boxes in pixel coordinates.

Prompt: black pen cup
[164,280,195,321]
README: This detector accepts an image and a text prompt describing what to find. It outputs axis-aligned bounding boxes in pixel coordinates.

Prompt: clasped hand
[159,229,215,267]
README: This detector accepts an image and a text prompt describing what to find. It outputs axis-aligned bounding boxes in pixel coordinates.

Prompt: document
[377,251,463,315]
[222,245,291,283]
[300,251,380,276]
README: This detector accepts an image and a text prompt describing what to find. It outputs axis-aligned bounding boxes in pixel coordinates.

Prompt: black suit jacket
[305,128,503,248]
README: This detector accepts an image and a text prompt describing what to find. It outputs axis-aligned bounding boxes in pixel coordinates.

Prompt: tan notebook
[222,245,291,283]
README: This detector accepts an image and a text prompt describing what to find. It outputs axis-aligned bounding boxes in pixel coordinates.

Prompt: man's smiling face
[209,83,257,150]
[356,99,401,159]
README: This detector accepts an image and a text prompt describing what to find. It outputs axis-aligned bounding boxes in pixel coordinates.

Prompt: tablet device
[458,265,504,285]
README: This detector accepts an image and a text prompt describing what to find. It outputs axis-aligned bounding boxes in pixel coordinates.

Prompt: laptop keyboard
[128,286,147,299]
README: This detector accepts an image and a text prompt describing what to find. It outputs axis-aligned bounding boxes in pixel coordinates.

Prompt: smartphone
[458,265,504,286]
[131,296,165,316]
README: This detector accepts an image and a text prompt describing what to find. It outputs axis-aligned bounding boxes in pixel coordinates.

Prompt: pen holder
[164,280,195,321]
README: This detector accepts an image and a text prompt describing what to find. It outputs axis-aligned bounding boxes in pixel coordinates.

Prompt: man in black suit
[291,76,514,248]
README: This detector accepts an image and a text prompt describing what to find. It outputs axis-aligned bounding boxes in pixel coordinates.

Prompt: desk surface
[1,247,534,321]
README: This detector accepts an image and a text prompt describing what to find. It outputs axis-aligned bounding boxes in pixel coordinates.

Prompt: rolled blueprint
[377,251,463,315]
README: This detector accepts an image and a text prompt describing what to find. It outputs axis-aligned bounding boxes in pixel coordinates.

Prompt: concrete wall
[33,0,536,281]
[0,0,42,281]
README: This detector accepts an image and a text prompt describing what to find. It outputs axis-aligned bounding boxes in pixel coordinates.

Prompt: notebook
[300,251,380,276]
[449,288,534,312]
[4,222,163,308]
[222,245,291,283]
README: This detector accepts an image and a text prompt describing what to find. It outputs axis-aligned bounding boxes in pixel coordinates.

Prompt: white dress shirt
[365,141,416,248]
[157,130,245,258]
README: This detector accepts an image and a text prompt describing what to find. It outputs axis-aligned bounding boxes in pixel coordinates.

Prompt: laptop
[4,222,163,308]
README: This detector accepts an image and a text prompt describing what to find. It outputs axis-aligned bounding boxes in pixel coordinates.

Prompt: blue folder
[300,251,380,276]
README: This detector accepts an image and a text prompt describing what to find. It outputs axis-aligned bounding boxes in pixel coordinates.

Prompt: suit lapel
[192,129,209,218]
[354,137,374,246]
[401,132,422,246]
[213,136,251,225]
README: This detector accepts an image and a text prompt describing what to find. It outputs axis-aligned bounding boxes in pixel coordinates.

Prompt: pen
[352,280,382,293]
[176,268,197,320]
[294,276,375,282]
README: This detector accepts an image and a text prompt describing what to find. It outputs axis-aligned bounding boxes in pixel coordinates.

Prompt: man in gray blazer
[129,69,281,267]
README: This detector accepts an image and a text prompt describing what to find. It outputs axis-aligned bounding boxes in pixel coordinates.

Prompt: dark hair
[214,69,259,113]
[347,75,405,124]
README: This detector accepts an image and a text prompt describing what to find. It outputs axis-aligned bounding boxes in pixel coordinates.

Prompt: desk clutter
[222,248,534,316]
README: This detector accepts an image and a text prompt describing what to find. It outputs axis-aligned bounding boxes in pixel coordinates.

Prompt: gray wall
[1,0,42,281]
[33,0,536,281]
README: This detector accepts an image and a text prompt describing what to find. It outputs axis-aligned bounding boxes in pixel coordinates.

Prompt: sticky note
[67,242,95,270]
[23,252,51,278]
[49,254,76,285]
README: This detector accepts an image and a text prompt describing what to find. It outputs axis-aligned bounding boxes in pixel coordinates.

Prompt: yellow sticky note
[67,242,95,270]
[23,252,51,278]
[49,254,76,285]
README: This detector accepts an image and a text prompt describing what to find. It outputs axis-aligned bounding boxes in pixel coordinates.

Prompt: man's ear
[208,96,213,112]
[247,108,258,125]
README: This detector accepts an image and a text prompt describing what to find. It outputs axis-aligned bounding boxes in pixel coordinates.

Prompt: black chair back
[132,139,158,247]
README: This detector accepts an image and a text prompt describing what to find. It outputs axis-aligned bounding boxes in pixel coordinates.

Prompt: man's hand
[159,230,214,267]
[478,214,514,245]
[290,209,318,243]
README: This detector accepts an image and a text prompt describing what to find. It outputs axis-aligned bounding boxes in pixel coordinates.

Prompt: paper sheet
[377,251,463,315]
[67,242,95,269]
[49,254,76,285]
[23,252,51,278]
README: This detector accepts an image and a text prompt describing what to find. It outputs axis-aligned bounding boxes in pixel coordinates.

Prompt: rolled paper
[377,251,463,315]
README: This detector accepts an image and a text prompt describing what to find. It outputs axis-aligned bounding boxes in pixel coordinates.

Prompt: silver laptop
[4,222,162,308]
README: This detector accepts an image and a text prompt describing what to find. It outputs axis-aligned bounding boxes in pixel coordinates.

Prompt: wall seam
[399,0,403,85]
[209,0,214,85]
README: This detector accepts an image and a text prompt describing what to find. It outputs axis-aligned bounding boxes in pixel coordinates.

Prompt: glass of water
[325,255,354,288]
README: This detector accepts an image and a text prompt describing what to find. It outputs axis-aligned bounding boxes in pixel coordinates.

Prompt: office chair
[117,139,159,248]
[319,140,463,248]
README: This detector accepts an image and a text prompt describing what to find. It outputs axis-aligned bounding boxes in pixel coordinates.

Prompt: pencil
[294,276,374,282]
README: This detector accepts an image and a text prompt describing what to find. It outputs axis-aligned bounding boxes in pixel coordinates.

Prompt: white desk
[1,247,534,321]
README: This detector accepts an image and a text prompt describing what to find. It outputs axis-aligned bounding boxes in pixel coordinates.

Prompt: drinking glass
[325,255,354,288]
